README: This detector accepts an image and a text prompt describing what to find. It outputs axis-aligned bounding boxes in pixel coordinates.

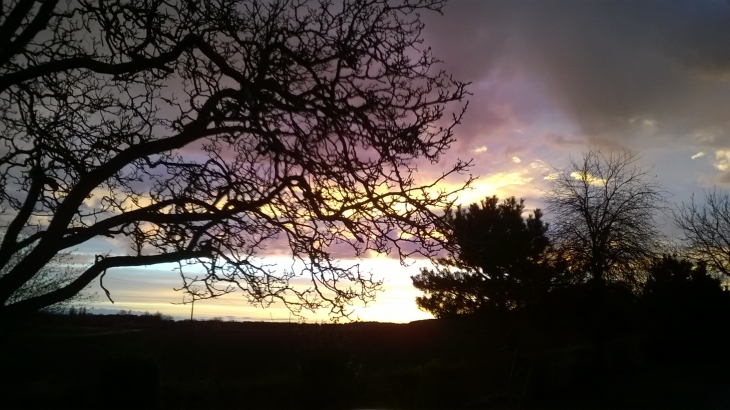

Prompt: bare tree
[675,190,730,276]
[544,147,666,286]
[0,0,471,319]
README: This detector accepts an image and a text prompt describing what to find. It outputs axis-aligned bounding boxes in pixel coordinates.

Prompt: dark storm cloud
[424,0,730,147]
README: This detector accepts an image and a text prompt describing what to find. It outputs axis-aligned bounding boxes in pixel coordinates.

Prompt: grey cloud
[503,143,527,158]
[422,3,511,83]
[717,172,730,184]
[424,0,730,148]
[541,133,585,150]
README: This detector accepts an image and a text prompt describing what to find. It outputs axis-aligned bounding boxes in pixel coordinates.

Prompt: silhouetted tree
[643,255,730,363]
[412,197,558,318]
[0,0,470,319]
[675,190,730,276]
[644,255,721,299]
[545,147,666,287]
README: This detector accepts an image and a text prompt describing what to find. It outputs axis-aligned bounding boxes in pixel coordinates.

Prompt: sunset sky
[83,0,730,322]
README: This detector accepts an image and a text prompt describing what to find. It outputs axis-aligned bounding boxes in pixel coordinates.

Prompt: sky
[83,0,730,322]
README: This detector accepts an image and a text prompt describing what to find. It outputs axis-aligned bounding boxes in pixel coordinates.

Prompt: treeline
[413,147,730,366]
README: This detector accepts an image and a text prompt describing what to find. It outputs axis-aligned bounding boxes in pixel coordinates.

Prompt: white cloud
[512,156,521,163]
[447,172,536,206]
[472,146,488,154]
[570,171,606,186]
[715,150,730,171]
[691,152,705,160]
[528,159,544,167]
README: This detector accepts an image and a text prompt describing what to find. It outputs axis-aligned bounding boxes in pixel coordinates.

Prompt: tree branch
[2,250,210,315]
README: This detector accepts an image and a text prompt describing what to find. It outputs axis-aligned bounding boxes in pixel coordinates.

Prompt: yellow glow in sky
[87,257,435,323]
[80,158,551,323]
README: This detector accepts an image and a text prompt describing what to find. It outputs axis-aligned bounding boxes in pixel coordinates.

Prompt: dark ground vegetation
[3,289,730,410]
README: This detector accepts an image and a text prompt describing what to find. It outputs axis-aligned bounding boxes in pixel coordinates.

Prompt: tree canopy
[412,196,558,318]
[544,147,666,286]
[644,255,722,303]
[0,0,470,318]
[674,190,730,276]
[413,148,673,320]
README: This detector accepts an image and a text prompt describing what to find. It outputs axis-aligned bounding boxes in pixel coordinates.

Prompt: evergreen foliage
[412,196,561,317]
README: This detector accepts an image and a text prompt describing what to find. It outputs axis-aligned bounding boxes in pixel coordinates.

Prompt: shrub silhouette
[643,255,730,364]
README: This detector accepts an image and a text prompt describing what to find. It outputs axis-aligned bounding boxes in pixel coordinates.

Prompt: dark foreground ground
[1,313,729,410]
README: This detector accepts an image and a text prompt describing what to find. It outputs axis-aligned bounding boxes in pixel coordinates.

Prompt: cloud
[691,152,706,160]
[444,166,544,207]
[504,144,526,158]
[717,172,730,184]
[715,150,730,172]
[512,157,521,163]
[424,1,730,150]
[472,146,488,154]
[570,171,606,187]
[541,133,585,150]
